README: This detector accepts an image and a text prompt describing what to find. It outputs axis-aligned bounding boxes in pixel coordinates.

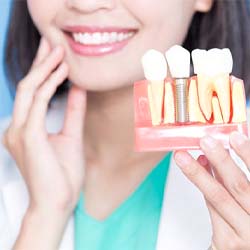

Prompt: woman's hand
[174,132,250,250]
[2,37,86,250]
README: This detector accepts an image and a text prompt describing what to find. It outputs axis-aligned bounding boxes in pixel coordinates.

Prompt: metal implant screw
[174,78,189,123]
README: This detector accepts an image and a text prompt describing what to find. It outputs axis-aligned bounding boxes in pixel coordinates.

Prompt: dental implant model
[134,46,248,151]
[165,45,190,123]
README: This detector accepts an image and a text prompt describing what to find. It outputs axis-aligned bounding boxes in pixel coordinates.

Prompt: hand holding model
[138,46,250,250]
[175,134,250,250]
[2,37,86,250]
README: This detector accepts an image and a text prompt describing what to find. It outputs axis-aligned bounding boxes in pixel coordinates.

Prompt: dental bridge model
[134,45,248,151]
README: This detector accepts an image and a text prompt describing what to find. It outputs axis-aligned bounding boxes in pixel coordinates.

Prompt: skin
[2,0,250,249]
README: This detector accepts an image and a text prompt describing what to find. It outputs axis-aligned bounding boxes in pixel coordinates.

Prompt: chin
[67,70,136,92]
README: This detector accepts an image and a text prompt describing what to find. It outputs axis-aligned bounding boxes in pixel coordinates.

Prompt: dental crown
[165,45,191,78]
[141,49,168,81]
[192,48,233,76]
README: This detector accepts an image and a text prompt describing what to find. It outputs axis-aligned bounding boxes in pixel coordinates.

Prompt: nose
[66,0,116,13]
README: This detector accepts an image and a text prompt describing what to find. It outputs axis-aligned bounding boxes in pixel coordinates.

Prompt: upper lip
[62,25,138,34]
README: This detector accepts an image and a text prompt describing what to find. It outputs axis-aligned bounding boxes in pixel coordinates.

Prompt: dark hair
[4,0,250,96]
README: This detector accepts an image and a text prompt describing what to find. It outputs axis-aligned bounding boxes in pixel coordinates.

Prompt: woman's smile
[27,0,196,91]
[63,25,138,56]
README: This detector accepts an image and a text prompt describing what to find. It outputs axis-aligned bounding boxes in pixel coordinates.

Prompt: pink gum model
[134,76,248,151]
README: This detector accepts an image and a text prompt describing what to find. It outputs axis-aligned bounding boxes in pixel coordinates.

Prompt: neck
[85,85,135,163]
[82,85,168,219]
[84,85,166,170]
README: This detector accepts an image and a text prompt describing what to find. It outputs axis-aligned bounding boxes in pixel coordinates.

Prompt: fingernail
[200,136,217,150]
[230,131,248,146]
[198,155,208,167]
[174,151,192,167]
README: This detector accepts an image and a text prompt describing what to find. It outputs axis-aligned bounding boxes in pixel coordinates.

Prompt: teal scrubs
[74,153,172,250]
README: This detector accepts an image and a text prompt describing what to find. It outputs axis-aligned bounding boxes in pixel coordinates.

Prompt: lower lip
[65,33,134,57]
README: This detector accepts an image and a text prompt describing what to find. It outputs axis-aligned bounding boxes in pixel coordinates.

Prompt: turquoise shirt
[74,153,172,250]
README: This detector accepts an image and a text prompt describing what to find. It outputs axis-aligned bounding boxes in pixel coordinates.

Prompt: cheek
[27,0,48,29]
[128,0,195,50]
[27,0,59,41]
[26,0,196,91]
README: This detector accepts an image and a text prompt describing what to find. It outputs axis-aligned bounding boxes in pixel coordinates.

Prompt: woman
[0,0,250,249]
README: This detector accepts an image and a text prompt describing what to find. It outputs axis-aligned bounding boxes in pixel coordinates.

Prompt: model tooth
[141,49,167,125]
[165,45,190,78]
[192,49,213,120]
[192,48,233,122]
[188,79,206,123]
[222,48,233,74]
[163,81,175,124]
[192,49,207,75]
[213,73,231,122]
[147,86,159,125]
[211,48,232,123]
[142,49,168,81]
[232,80,247,123]
[196,74,213,120]
[165,45,190,123]
[212,96,223,124]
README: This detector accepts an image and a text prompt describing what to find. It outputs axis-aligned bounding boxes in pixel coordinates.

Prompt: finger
[198,154,224,183]
[174,151,250,236]
[25,62,69,132]
[62,85,87,139]
[200,136,250,215]
[198,160,240,246]
[12,46,64,128]
[31,37,51,69]
[198,157,234,237]
[198,155,236,199]
[206,200,241,250]
[198,155,250,245]
[230,131,250,170]
[198,159,233,233]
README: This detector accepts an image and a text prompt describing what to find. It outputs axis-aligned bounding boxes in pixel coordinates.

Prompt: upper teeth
[165,45,191,78]
[73,31,134,45]
[192,48,233,122]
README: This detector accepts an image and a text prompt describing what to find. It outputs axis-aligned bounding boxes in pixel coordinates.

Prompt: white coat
[1,96,249,250]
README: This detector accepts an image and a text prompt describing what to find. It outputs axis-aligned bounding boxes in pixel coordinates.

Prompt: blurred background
[0,0,12,118]
[0,1,250,119]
